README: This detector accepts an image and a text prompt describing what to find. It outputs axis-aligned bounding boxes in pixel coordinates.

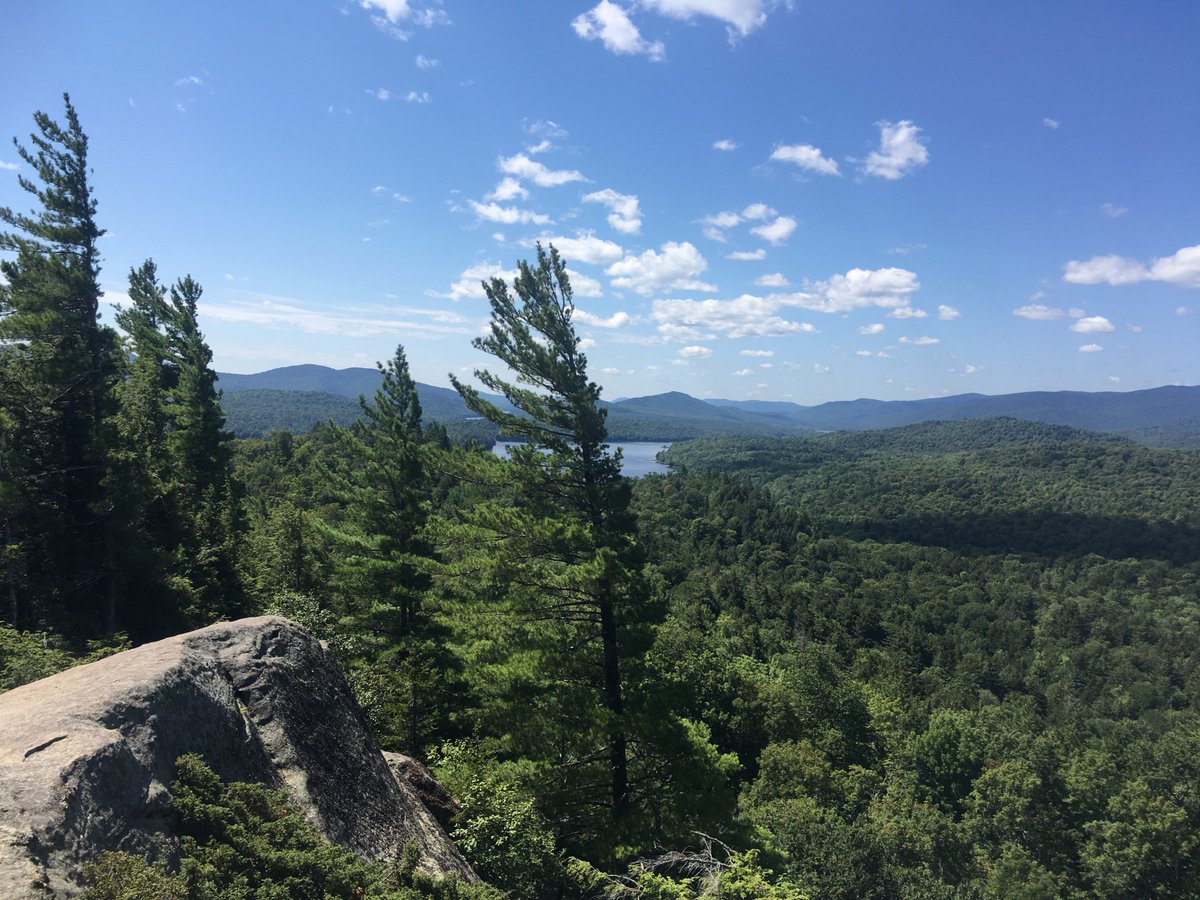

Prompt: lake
[491,441,672,477]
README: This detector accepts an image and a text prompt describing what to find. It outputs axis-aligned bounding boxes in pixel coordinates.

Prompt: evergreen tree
[0,94,119,636]
[443,245,650,847]
[322,346,457,752]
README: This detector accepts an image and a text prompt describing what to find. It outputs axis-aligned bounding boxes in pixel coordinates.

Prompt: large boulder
[0,616,476,897]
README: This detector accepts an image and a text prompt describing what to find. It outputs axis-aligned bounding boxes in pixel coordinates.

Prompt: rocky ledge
[0,616,476,897]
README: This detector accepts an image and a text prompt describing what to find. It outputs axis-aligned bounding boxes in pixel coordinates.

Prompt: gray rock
[383,751,462,832]
[0,616,477,897]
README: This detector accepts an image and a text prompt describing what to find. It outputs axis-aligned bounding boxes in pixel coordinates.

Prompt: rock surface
[0,616,476,897]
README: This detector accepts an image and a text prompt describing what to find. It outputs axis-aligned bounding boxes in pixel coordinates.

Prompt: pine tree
[0,94,119,635]
[443,245,649,846]
[322,346,456,752]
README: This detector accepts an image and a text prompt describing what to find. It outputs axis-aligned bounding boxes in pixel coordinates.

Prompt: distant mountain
[216,367,1200,448]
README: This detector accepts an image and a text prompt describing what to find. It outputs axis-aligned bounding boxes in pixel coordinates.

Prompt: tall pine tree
[443,245,650,850]
[0,94,120,636]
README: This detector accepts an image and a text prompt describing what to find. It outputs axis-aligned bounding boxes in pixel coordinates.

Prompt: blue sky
[3,1,1198,404]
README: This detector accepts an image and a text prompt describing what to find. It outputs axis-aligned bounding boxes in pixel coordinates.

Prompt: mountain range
[216,365,1200,448]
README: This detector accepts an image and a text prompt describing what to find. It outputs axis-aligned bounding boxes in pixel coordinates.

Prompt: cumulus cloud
[798,267,920,314]
[641,0,770,36]
[1079,343,1103,352]
[360,0,449,39]
[574,309,631,328]
[565,269,605,298]
[1070,315,1116,333]
[467,200,551,225]
[742,202,775,220]
[733,368,753,376]
[938,304,961,320]
[751,215,797,245]
[372,185,412,202]
[771,143,840,176]
[485,177,529,202]
[859,322,885,335]
[740,349,774,357]
[0,159,19,171]
[415,54,438,68]
[539,233,624,265]
[1100,202,1128,219]
[652,294,816,339]
[1013,304,1066,320]
[583,188,642,234]
[207,292,476,338]
[436,262,519,301]
[572,1,666,60]
[367,87,392,100]
[726,249,766,261]
[1042,117,1060,129]
[607,241,714,294]
[699,209,743,241]
[756,272,790,287]
[888,306,927,319]
[863,120,929,180]
[405,90,432,103]
[713,138,738,151]
[898,336,939,346]
[1062,245,1200,288]
[499,153,585,188]
[678,345,714,359]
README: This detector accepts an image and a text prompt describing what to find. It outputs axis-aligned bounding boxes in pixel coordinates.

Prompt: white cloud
[525,119,568,140]
[607,241,713,294]
[565,269,605,298]
[582,188,642,233]
[1078,343,1103,352]
[740,349,773,357]
[415,54,438,68]
[499,153,585,188]
[741,202,775,220]
[653,293,817,339]
[640,0,770,36]
[726,249,766,261]
[405,90,432,104]
[360,0,450,39]
[813,363,830,374]
[540,233,625,265]
[1177,306,1190,316]
[467,200,551,225]
[887,242,927,255]
[963,364,981,375]
[702,210,742,229]
[1101,202,1128,219]
[1063,254,1148,285]
[1042,117,1060,129]
[372,185,412,202]
[798,266,920,314]
[755,272,790,287]
[888,306,927,319]
[678,345,714,359]
[1062,246,1200,288]
[713,138,738,151]
[572,1,666,60]
[367,87,391,100]
[174,74,203,87]
[855,350,873,357]
[574,309,631,328]
[899,336,939,346]
[206,292,476,337]
[1151,246,1200,288]
[0,159,19,171]
[771,143,840,176]
[751,215,797,245]
[859,322,885,335]
[938,304,960,320]
[1070,315,1116,333]
[485,177,529,202]
[1013,303,1066,320]
[863,120,929,180]
[733,368,752,376]
[439,262,519,301]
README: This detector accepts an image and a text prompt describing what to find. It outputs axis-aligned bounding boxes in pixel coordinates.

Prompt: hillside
[217,367,1200,447]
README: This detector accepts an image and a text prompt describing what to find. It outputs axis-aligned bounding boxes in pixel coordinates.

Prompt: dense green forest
[5,98,1200,898]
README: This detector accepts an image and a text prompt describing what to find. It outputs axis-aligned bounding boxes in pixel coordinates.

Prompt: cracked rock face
[0,616,476,897]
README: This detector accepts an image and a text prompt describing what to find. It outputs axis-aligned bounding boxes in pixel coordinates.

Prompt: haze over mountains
[216,365,1200,448]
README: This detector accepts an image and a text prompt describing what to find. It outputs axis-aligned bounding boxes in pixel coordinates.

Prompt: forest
[4,98,1200,898]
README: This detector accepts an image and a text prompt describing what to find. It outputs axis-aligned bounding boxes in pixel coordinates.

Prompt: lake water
[491,441,672,477]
